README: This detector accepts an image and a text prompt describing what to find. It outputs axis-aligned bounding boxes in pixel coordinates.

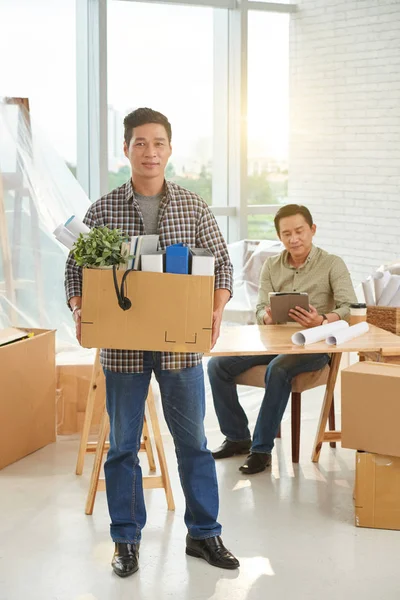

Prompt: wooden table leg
[311,353,342,463]
[76,349,102,475]
[146,386,175,511]
[143,412,156,472]
[85,406,109,515]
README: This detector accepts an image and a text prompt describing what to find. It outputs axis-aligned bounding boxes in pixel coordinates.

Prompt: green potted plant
[72,226,130,268]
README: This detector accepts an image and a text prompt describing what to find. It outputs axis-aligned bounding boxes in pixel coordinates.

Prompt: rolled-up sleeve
[196,207,233,295]
[64,206,98,306]
[329,257,358,321]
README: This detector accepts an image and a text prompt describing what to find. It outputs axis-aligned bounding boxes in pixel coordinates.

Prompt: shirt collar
[284,244,317,269]
[125,178,172,204]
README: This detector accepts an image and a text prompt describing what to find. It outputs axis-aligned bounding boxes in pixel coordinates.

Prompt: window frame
[76,0,295,236]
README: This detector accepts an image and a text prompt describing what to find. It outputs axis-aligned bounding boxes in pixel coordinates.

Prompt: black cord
[112,265,132,310]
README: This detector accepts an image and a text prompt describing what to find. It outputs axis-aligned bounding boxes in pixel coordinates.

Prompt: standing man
[65,108,239,576]
[208,204,357,474]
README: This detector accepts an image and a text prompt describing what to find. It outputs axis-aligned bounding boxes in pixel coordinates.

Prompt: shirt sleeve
[64,205,98,306]
[196,205,233,295]
[329,256,358,321]
[256,259,274,324]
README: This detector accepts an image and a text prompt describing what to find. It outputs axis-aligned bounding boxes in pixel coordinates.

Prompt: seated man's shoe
[186,534,239,569]
[111,542,139,577]
[212,438,252,459]
[239,452,271,474]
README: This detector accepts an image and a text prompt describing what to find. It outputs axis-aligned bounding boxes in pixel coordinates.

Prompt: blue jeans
[207,353,330,454]
[103,352,221,544]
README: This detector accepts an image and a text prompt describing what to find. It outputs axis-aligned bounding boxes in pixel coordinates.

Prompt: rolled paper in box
[53,224,77,250]
[362,278,375,306]
[377,274,400,307]
[291,320,349,346]
[373,270,390,304]
[64,215,90,236]
[326,321,369,346]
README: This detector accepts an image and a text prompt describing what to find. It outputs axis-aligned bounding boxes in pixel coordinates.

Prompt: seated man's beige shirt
[256,245,357,325]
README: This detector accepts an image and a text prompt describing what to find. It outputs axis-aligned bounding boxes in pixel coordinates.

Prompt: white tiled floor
[1,376,400,600]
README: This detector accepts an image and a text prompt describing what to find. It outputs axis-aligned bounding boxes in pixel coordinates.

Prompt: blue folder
[166,243,189,274]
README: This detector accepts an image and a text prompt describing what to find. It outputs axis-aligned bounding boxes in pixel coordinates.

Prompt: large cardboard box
[355,451,400,530]
[0,328,56,469]
[56,359,105,435]
[81,268,214,352]
[341,361,400,458]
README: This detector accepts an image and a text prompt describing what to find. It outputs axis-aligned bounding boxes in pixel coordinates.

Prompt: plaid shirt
[65,179,233,372]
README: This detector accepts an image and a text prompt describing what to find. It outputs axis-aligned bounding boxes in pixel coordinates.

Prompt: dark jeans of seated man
[207,353,330,455]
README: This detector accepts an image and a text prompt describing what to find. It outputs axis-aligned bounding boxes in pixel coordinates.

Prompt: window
[107,1,215,203]
[0,0,76,169]
[247,10,289,240]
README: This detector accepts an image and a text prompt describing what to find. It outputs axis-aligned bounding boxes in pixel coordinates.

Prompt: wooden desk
[207,324,400,462]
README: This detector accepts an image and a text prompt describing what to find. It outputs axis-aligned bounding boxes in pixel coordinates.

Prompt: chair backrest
[234,363,330,393]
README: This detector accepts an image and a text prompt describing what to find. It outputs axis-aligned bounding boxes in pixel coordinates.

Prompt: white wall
[289,0,400,284]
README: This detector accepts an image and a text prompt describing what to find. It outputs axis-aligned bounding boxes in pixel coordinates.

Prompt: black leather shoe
[186,534,239,569]
[111,542,139,578]
[212,438,252,459]
[239,452,271,474]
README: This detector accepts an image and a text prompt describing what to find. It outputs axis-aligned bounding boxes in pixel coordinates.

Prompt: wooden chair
[234,364,336,463]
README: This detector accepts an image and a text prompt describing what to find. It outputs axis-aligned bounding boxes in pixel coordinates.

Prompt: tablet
[269,292,310,324]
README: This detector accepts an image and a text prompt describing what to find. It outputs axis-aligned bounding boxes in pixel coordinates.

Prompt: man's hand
[211,308,223,349]
[73,307,82,344]
[288,303,322,328]
[263,307,273,325]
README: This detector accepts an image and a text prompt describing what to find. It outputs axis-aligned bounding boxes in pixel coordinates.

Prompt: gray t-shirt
[134,192,163,235]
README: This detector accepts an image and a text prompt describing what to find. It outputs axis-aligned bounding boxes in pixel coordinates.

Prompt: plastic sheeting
[0,99,90,349]
[224,239,283,324]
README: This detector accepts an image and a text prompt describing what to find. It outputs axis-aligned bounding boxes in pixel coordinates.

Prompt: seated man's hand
[263,307,273,325]
[288,303,321,328]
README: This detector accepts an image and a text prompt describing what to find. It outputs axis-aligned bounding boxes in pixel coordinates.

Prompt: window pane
[107,1,215,203]
[247,214,277,240]
[249,1,293,4]
[247,11,289,237]
[0,0,76,169]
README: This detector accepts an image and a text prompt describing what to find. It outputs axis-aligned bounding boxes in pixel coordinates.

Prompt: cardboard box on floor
[355,451,400,530]
[56,358,105,435]
[81,268,214,352]
[341,361,400,458]
[0,328,56,470]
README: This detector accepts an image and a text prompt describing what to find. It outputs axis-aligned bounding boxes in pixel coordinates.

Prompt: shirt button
[294,289,296,291]
[296,271,298,274]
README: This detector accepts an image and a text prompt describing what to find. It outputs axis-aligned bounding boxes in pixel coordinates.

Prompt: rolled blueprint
[291,320,349,346]
[64,215,90,236]
[326,321,369,346]
[362,277,375,306]
[373,270,391,304]
[53,224,77,250]
[377,274,400,306]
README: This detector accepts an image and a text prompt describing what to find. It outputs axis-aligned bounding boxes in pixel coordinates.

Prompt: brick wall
[289,0,400,283]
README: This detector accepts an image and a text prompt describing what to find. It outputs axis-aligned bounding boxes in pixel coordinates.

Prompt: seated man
[208,204,357,474]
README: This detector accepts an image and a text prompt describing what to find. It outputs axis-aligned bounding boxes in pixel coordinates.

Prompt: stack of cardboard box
[0,328,56,469]
[341,361,400,530]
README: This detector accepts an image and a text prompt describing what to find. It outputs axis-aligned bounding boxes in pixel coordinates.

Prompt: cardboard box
[341,361,400,458]
[56,360,105,435]
[81,268,214,352]
[0,328,56,470]
[355,451,400,530]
